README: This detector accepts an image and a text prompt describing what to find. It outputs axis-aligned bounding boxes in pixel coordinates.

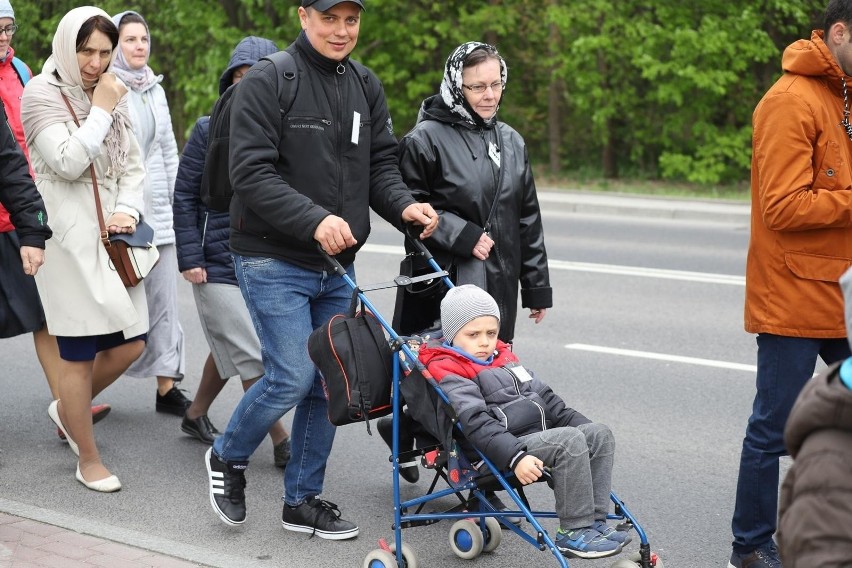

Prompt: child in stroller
[417,284,629,560]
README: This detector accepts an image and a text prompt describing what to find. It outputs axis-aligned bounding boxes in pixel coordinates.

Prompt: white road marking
[359,244,744,286]
[566,343,757,372]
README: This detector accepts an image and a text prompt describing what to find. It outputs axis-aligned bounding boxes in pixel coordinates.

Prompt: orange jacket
[745,31,852,337]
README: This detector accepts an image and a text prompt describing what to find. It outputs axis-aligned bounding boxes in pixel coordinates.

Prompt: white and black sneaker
[281,496,359,540]
[205,447,248,526]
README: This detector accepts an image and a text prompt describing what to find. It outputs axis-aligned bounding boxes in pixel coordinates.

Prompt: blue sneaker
[592,519,632,545]
[555,526,622,559]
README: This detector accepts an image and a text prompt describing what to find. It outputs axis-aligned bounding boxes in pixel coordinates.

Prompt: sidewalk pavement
[538,189,751,224]
[0,512,203,568]
[0,189,748,568]
[0,497,233,568]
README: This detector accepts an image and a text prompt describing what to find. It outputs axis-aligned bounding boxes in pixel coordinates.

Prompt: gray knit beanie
[441,284,500,344]
[0,1,14,21]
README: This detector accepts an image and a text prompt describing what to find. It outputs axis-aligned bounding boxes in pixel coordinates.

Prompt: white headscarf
[110,11,160,93]
[21,6,131,177]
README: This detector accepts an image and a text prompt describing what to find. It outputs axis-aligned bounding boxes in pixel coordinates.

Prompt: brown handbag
[61,94,158,287]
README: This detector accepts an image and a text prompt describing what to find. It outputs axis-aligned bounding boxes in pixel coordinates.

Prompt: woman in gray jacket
[112,10,190,416]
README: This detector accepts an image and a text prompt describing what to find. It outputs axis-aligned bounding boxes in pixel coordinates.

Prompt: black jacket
[228,32,415,270]
[0,100,50,247]
[398,94,551,341]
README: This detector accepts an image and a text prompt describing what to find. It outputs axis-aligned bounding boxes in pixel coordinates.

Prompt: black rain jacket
[398,94,551,341]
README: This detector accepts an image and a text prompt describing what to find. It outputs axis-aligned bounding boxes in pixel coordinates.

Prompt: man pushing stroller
[418,284,629,559]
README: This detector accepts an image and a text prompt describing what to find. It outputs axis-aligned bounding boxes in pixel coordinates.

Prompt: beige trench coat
[29,82,149,338]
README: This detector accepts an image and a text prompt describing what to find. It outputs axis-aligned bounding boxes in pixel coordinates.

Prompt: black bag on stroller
[308,289,394,428]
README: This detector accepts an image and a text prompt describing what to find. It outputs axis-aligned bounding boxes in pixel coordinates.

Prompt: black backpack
[200,51,380,212]
[200,51,298,211]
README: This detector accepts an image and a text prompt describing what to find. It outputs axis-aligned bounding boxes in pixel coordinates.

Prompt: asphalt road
[0,193,790,568]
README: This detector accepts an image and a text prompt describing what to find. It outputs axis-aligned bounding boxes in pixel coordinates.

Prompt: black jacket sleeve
[0,101,50,248]
[362,67,416,230]
[516,142,552,309]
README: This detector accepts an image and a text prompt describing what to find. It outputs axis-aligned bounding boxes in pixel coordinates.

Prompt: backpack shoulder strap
[11,57,30,86]
[348,59,381,112]
[262,50,298,115]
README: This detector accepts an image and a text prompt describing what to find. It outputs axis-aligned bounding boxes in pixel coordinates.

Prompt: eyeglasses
[0,25,18,37]
[462,81,504,94]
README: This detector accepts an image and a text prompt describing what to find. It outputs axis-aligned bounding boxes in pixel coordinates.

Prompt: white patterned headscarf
[439,41,507,128]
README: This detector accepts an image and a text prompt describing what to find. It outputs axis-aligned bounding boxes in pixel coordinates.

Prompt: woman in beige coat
[21,6,147,492]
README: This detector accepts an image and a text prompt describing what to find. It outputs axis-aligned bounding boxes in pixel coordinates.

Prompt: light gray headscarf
[439,41,507,128]
[111,11,160,93]
[21,6,131,177]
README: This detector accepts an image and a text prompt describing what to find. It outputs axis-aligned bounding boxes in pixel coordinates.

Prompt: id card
[507,364,533,383]
[488,141,501,167]
[351,111,361,145]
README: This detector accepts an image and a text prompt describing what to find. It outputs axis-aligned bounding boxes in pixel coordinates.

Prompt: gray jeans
[519,422,615,530]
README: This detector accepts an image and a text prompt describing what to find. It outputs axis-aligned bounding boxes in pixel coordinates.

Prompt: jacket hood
[783,30,845,84]
[219,36,279,95]
[785,364,852,456]
[416,94,463,126]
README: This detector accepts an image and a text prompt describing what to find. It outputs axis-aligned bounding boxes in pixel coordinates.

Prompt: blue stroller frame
[320,239,660,568]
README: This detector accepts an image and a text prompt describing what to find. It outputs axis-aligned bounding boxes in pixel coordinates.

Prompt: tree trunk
[547,11,561,175]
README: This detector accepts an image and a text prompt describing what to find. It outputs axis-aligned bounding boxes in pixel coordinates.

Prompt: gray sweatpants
[519,422,615,531]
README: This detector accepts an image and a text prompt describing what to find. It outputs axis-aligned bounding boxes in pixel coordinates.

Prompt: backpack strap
[11,57,30,86]
[349,59,381,112]
[262,50,298,117]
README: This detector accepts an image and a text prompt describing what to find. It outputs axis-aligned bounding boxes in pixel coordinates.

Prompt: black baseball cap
[302,0,365,10]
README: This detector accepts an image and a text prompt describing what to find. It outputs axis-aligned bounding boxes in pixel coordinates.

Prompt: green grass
[533,170,751,202]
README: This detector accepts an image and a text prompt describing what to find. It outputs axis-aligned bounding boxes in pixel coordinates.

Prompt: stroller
[316,236,662,568]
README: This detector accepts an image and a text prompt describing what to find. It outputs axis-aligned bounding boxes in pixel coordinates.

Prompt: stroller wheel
[481,517,502,552]
[363,549,398,568]
[388,542,419,568]
[449,520,485,559]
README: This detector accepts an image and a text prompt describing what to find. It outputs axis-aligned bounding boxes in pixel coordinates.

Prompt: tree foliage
[9,0,830,183]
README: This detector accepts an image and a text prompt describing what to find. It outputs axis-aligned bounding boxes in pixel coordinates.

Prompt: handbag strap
[61,94,110,246]
[482,126,506,234]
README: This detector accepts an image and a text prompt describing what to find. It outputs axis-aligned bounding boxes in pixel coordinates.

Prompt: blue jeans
[212,255,354,506]
[731,333,850,553]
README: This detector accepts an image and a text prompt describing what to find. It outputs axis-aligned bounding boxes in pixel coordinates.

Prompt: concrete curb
[538,189,751,225]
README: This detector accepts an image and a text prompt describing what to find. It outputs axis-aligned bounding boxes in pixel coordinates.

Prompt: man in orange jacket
[730,2,852,567]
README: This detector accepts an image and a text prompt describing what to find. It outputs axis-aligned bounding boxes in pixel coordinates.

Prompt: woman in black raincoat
[396,41,551,343]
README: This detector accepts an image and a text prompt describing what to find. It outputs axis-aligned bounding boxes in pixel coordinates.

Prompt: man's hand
[182,267,207,284]
[314,215,357,255]
[19,246,44,276]
[401,203,438,239]
[513,454,544,485]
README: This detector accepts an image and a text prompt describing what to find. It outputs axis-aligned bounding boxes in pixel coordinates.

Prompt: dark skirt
[0,230,46,338]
